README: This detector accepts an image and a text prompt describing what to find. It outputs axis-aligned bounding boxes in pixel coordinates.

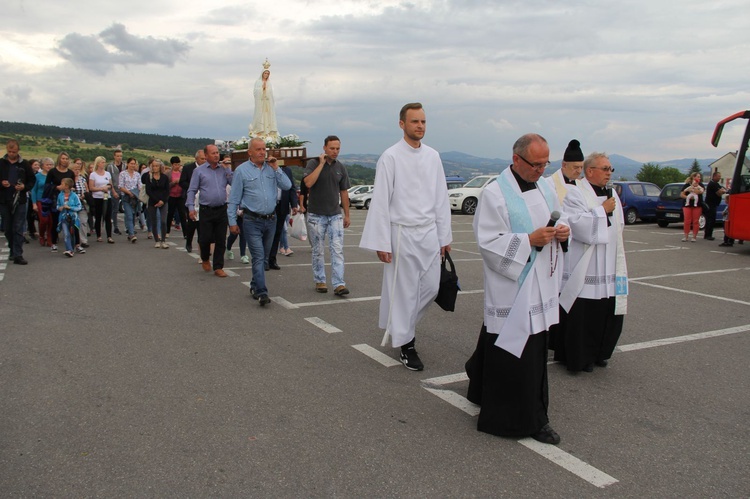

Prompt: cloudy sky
[2,0,749,162]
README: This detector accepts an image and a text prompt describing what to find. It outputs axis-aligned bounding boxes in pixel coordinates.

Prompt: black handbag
[434,251,460,312]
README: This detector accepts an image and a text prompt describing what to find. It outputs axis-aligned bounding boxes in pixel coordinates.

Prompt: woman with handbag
[119,157,143,243]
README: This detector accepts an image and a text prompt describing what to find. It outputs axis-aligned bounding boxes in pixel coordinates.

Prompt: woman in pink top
[166,156,185,238]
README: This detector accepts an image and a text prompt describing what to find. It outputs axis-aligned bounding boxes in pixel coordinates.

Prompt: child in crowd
[56,178,82,257]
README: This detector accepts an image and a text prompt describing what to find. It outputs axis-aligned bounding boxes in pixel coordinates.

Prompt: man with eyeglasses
[546,139,584,205]
[557,152,628,374]
[465,133,569,445]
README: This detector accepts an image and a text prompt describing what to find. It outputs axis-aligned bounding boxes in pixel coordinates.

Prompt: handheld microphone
[535,210,561,252]
[605,181,614,217]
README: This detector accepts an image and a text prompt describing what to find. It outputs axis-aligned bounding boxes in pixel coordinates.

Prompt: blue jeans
[279,214,290,250]
[307,213,345,287]
[122,194,137,237]
[243,215,276,296]
[60,218,74,252]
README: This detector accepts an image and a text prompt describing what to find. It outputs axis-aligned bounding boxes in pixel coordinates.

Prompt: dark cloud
[56,23,191,74]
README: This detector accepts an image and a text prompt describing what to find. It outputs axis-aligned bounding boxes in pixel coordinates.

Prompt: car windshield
[464,176,490,188]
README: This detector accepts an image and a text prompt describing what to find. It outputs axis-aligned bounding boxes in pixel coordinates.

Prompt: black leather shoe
[264,264,270,271]
[13,256,28,265]
[114,228,122,235]
[705,236,715,241]
[185,243,192,253]
[531,424,561,445]
[595,359,609,367]
[250,287,258,300]
[268,262,281,270]
[258,294,271,306]
[582,363,594,372]
[719,242,733,247]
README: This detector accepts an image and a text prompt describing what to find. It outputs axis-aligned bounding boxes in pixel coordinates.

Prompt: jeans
[60,217,74,252]
[110,196,120,231]
[122,194,138,237]
[0,202,26,258]
[280,214,289,250]
[307,213,346,287]
[243,215,276,295]
[148,204,168,242]
[226,216,246,257]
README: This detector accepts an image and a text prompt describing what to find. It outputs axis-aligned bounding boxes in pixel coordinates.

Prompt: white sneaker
[161,241,168,249]
[51,244,58,252]
[681,237,688,242]
[241,255,250,264]
[691,236,697,243]
[155,242,161,248]
[226,250,234,260]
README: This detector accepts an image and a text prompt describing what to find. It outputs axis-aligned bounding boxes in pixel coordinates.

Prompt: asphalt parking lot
[1,211,748,497]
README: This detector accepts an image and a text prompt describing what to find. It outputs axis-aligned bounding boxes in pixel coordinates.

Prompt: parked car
[348,185,373,196]
[448,175,495,214]
[446,175,466,190]
[350,188,374,210]
[612,181,661,224]
[655,182,727,229]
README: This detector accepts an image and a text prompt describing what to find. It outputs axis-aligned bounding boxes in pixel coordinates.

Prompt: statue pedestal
[230,146,308,169]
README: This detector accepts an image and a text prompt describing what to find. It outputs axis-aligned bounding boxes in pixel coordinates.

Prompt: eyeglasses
[590,166,615,173]
[517,153,550,170]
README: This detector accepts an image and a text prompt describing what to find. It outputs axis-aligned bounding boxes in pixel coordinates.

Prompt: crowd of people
[1,104,733,449]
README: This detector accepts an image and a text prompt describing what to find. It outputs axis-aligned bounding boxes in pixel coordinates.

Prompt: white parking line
[617,324,750,352]
[630,267,750,281]
[305,317,342,334]
[625,247,688,253]
[278,289,485,309]
[518,439,619,488]
[420,373,618,488]
[351,344,401,367]
[631,280,750,306]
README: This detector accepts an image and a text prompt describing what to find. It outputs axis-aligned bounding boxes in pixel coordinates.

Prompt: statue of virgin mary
[249,59,280,142]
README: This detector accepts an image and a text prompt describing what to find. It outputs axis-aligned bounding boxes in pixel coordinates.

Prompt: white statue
[249,58,279,142]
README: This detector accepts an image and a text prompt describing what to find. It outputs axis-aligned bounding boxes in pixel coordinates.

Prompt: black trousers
[166,196,186,234]
[92,198,112,238]
[183,197,198,244]
[268,208,290,265]
[704,204,718,239]
[198,205,227,270]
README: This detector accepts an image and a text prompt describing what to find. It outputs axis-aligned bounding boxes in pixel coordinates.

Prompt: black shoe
[250,287,258,300]
[531,424,561,445]
[400,347,424,371]
[582,363,594,372]
[268,262,281,270]
[185,243,192,253]
[595,359,609,367]
[114,228,122,235]
[258,294,271,306]
[705,236,715,241]
[264,264,270,271]
[719,242,733,247]
[13,256,28,265]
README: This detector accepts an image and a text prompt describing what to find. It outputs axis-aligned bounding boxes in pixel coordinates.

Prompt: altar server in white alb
[359,102,452,372]
[465,133,569,445]
[556,152,628,373]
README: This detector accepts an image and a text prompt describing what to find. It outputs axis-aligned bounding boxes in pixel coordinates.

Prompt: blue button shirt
[227,161,292,226]
[186,162,233,210]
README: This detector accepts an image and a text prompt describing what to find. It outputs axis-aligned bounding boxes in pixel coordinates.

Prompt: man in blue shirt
[186,144,233,277]
[228,138,291,305]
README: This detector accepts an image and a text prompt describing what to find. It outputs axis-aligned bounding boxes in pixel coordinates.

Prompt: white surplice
[544,168,578,206]
[474,169,565,358]
[359,139,452,348]
[559,178,627,310]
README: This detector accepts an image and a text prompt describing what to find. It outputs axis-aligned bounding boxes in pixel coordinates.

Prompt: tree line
[636,159,702,187]
[0,121,211,156]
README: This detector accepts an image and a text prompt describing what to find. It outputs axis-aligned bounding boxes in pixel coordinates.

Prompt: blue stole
[495,170,556,286]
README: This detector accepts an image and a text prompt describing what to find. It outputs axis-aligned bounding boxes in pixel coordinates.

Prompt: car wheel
[625,208,637,225]
[699,214,706,230]
[364,199,371,210]
[462,197,478,215]
[657,220,669,228]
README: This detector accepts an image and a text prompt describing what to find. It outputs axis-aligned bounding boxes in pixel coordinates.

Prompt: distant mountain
[340,152,720,181]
